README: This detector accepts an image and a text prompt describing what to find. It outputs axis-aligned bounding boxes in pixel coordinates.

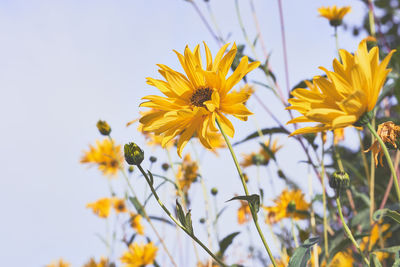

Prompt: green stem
[216,120,277,267]
[137,164,228,267]
[291,218,299,248]
[321,142,329,258]
[336,195,370,266]
[334,27,340,57]
[367,0,376,37]
[366,122,400,202]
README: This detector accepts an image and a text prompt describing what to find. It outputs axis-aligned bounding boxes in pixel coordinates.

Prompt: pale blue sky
[0,1,367,266]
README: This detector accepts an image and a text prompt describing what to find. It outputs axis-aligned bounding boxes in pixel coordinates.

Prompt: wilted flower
[81,139,123,177]
[120,242,158,267]
[86,198,112,218]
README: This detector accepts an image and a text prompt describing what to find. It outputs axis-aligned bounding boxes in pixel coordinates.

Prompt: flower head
[318,5,351,27]
[112,198,127,213]
[241,139,282,167]
[120,242,158,267]
[365,121,400,166]
[237,200,251,224]
[287,40,395,136]
[46,259,71,267]
[264,189,310,223]
[86,198,112,218]
[269,254,289,267]
[129,212,144,235]
[176,154,199,194]
[83,257,109,267]
[81,139,123,177]
[140,42,260,156]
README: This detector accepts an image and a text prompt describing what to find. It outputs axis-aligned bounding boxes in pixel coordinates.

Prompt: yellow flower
[129,212,144,235]
[241,139,282,167]
[139,42,260,156]
[81,139,124,177]
[287,40,395,136]
[120,242,158,267]
[176,154,199,194]
[365,121,400,166]
[310,246,353,267]
[333,128,345,145]
[83,257,109,267]
[197,261,219,267]
[269,254,289,267]
[318,5,351,26]
[46,259,71,267]
[237,200,251,224]
[360,223,391,260]
[264,189,310,223]
[86,198,112,218]
[112,198,127,213]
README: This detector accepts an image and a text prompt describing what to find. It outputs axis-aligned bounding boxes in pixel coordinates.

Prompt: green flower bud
[329,171,350,194]
[211,187,218,196]
[96,120,111,136]
[149,156,157,163]
[128,166,134,173]
[161,163,169,171]
[124,142,144,165]
[199,218,206,224]
[252,153,265,165]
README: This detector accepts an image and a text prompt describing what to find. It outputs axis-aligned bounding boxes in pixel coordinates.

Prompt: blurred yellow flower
[241,139,282,167]
[176,154,199,194]
[333,128,345,145]
[81,139,124,177]
[46,259,70,267]
[237,200,251,224]
[113,198,127,213]
[360,223,391,260]
[139,42,260,156]
[86,198,112,218]
[366,121,400,166]
[269,254,289,267]
[129,212,144,235]
[120,242,158,267]
[197,261,219,267]
[83,257,109,267]
[318,5,351,26]
[287,40,395,136]
[264,189,310,223]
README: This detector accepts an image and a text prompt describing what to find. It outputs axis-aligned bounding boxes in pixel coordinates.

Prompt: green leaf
[185,209,194,235]
[370,253,383,267]
[260,142,276,161]
[129,197,145,216]
[288,237,319,267]
[148,216,175,227]
[393,259,400,267]
[175,200,194,234]
[233,127,290,146]
[373,208,400,224]
[375,245,400,254]
[217,232,240,257]
[147,170,154,185]
[227,194,260,213]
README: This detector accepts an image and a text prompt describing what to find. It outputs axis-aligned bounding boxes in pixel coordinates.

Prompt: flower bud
[96,120,111,136]
[161,163,169,171]
[124,142,144,165]
[199,218,205,224]
[149,156,157,163]
[128,166,134,173]
[211,187,218,196]
[329,171,350,194]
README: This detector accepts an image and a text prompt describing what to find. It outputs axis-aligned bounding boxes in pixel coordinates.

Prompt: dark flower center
[190,88,213,107]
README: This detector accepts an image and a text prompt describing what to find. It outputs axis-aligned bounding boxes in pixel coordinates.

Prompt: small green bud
[277,169,285,178]
[128,166,134,173]
[124,142,144,165]
[96,120,111,136]
[329,171,350,194]
[211,187,218,196]
[161,163,169,171]
[149,156,157,163]
[287,200,296,213]
[199,218,205,224]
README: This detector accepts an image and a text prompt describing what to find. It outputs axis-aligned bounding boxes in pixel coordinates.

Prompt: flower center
[190,88,213,107]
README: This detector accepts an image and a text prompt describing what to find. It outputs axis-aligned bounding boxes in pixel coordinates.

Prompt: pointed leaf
[227,194,260,213]
[176,200,186,228]
[233,127,290,146]
[218,232,240,257]
[185,209,194,235]
[288,237,319,267]
[129,197,145,216]
[373,208,400,224]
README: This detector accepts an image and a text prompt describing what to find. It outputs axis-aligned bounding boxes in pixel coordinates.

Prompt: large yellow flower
[140,43,260,156]
[86,198,112,218]
[264,189,310,223]
[318,5,351,26]
[120,242,158,267]
[287,40,395,136]
[81,139,124,177]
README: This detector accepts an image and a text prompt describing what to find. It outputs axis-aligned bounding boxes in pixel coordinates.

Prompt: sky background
[0,0,369,266]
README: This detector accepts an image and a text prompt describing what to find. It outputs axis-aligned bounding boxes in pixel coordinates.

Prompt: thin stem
[277,0,290,96]
[334,27,340,57]
[336,195,370,266]
[291,218,299,248]
[367,0,376,37]
[216,120,277,267]
[366,122,400,202]
[137,164,228,267]
[235,0,258,59]
[357,130,371,182]
[321,142,329,258]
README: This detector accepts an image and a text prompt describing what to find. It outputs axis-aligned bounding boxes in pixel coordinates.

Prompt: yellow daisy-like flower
[264,189,310,223]
[139,42,260,156]
[112,198,127,213]
[46,259,71,267]
[176,154,199,194]
[287,40,395,136]
[269,254,289,267]
[318,5,351,27]
[83,257,109,267]
[237,200,251,224]
[360,223,391,260]
[86,198,112,218]
[310,247,353,267]
[129,212,144,235]
[241,139,282,168]
[120,242,158,267]
[81,139,124,177]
